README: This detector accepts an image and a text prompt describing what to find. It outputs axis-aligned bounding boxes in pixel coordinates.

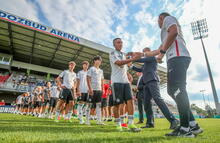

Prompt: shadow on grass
[0,119,118,133]
[0,118,170,134]
[28,135,176,143]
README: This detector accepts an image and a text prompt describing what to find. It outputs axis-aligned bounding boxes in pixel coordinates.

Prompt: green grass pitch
[0,113,220,143]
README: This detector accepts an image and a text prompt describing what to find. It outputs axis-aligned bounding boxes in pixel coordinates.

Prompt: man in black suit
[130,47,179,129]
[135,72,144,124]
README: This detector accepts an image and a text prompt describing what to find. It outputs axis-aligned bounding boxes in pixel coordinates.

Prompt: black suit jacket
[132,56,159,84]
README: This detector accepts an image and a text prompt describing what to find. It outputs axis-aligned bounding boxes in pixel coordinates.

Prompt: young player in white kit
[54,61,77,122]
[76,61,90,124]
[87,56,104,125]
[49,81,61,119]
[109,38,140,132]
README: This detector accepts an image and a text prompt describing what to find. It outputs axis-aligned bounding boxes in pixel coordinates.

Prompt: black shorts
[91,102,96,109]
[23,104,28,108]
[17,104,21,108]
[28,102,33,108]
[78,93,89,102]
[112,83,133,105]
[35,101,41,108]
[49,97,58,108]
[91,90,102,103]
[41,100,50,107]
[108,94,114,107]
[87,95,93,103]
[20,104,24,108]
[60,88,74,104]
[101,98,107,108]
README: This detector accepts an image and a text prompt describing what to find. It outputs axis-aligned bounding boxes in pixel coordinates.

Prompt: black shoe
[107,119,113,122]
[136,121,144,124]
[190,124,203,135]
[165,126,195,138]
[141,124,154,128]
[170,120,180,129]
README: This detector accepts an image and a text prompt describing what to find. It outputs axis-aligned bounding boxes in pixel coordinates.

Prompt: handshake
[125,51,163,64]
[126,52,143,60]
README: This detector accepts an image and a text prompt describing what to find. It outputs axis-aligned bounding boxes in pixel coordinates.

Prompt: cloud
[130,27,157,52]
[188,88,220,109]
[0,0,39,22]
[192,64,218,82]
[34,0,118,47]
[134,11,157,28]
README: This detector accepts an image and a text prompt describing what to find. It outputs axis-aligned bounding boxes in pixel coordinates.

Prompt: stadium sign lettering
[0,10,80,43]
[0,106,15,113]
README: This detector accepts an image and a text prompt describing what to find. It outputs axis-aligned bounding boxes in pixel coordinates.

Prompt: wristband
[160,49,166,54]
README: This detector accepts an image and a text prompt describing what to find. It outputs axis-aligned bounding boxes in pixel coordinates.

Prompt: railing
[0,81,35,92]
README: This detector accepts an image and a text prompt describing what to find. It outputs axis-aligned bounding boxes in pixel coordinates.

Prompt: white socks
[96,103,102,122]
[128,115,134,125]
[85,104,91,123]
[115,118,121,126]
[55,110,60,120]
[120,115,125,124]
[67,110,73,119]
[77,104,84,121]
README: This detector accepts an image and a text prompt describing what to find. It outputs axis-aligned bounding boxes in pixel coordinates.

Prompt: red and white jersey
[161,16,190,62]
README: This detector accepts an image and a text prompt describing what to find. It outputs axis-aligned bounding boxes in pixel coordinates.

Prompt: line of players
[14,57,125,126]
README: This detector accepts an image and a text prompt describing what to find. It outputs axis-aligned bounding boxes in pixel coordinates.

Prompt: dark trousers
[143,80,176,125]
[137,91,144,122]
[167,57,195,128]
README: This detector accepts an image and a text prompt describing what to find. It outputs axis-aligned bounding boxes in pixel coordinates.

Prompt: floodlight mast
[191,19,220,114]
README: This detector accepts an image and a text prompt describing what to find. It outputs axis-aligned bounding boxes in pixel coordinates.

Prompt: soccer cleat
[54,118,59,123]
[85,121,91,125]
[49,114,53,119]
[97,121,105,125]
[45,114,49,118]
[73,115,78,119]
[64,116,69,120]
[50,116,54,119]
[58,116,61,120]
[136,121,144,124]
[190,124,203,135]
[68,119,73,123]
[80,120,85,124]
[128,124,141,132]
[141,124,154,128]
[64,118,72,123]
[107,119,113,122]
[116,125,123,132]
[165,126,195,138]
[121,123,128,128]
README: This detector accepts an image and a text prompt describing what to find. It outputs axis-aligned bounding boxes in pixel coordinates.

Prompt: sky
[0,0,220,109]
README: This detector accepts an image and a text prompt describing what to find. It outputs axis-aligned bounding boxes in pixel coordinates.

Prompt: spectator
[0,100,5,106]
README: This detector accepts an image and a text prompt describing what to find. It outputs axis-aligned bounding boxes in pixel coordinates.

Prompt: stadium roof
[0,9,167,86]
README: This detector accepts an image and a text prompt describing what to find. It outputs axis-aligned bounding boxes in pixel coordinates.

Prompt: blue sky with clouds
[0,0,220,109]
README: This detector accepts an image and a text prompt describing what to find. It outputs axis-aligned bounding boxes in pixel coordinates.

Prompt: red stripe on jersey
[175,40,180,56]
